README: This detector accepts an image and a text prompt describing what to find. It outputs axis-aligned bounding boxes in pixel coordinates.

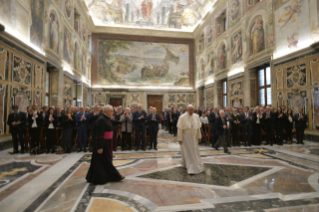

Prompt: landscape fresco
[98,40,190,86]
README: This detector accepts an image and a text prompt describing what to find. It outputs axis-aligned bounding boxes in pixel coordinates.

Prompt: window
[45,70,50,106]
[222,80,227,107]
[74,9,80,32]
[257,65,271,106]
[217,10,227,35]
[248,0,262,6]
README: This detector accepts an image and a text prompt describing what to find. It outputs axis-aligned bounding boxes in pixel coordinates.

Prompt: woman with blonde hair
[252,106,263,146]
[61,106,76,153]
[28,104,41,155]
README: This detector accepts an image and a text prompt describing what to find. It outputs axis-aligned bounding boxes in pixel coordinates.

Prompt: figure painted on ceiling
[141,0,153,20]
[250,17,264,57]
[278,0,303,30]
[218,43,226,70]
[49,13,59,53]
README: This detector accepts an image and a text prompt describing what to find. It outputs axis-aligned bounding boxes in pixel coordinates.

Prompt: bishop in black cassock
[86,105,124,185]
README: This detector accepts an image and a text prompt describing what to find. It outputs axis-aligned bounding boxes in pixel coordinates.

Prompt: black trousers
[264,125,273,145]
[122,131,131,150]
[149,127,158,149]
[296,127,305,143]
[173,121,177,136]
[242,124,252,145]
[46,129,56,150]
[286,127,293,141]
[210,127,219,147]
[214,134,228,152]
[29,127,40,149]
[276,126,284,145]
[254,124,262,145]
[11,129,24,152]
[232,126,239,146]
[168,121,172,134]
[135,125,145,149]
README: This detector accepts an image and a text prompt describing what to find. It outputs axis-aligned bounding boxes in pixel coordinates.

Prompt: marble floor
[0,130,319,212]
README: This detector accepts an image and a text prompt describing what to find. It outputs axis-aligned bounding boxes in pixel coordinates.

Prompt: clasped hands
[12,121,21,126]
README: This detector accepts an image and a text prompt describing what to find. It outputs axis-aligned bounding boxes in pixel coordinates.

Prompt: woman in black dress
[86,105,124,185]
[252,107,263,146]
[286,109,294,144]
[61,107,75,153]
[231,108,240,146]
[45,107,57,153]
[29,104,41,155]
[275,107,285,145]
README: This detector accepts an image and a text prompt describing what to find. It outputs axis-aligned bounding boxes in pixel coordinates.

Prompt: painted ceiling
[85,0,211,32]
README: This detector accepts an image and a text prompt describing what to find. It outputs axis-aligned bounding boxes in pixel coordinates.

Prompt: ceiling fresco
[85,0,208,32]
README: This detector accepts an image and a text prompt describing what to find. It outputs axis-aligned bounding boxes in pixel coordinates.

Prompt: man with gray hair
[133,104,147,151]
[177,104,204,174]
[214,110,231,154]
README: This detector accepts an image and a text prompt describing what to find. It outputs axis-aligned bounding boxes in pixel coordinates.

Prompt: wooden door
[147,95,163,115]
[110,98,123,107]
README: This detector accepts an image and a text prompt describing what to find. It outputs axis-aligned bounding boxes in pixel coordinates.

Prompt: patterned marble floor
[0,130,318,212]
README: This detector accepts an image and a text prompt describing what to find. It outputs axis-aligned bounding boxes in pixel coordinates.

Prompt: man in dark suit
[208,107,219,147]
[76,106,90,152]
[7,105,26,154]
[133,104,147,151]
[148,107,161,150]
[241,106,253,146]
[263,106,275,146]
[88,105,103,150]
[214,110,230,154]
[294,108,308,144]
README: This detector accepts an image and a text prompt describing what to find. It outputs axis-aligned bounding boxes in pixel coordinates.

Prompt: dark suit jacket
[240,112,253,128]
[28,112,42,128]
[172,112,178,123]
[39,111,47,127]
[294,113,308,129]
[88,111,102,130]
[231,114,240,129]
[208,112,218,129]
[7,112,26,133]
[252,113,263,127]
[76,112,90,130]
[262,112,275,128]
[133,110,147,127]
[215,116,226,136]
[148,114,161,131]
[44,114,58,129]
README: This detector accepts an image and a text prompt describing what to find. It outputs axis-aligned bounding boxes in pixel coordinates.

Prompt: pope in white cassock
[177,104,204,174]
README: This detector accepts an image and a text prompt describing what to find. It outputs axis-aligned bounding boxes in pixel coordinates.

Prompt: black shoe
[120,176,125,181]
[51,149,55,154]
[248,145,251,147]
[224,151,231,154]
[214,147,219,150]
[135,148,139,151]
[154,148,158,151]
[142,148,146,151]
[46,149,50,154]
[77,148,82,152]
[20,150,25,154]
[148,148,152,150]
[301,142,304,145]
[84,149,87,153]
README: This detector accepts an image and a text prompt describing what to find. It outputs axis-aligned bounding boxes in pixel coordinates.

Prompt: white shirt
[256,114,260,124]
[200,116,209,124]
[32,112,38,128]
[48,115,54,129]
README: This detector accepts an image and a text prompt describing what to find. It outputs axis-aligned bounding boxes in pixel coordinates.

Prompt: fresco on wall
[65,0,73,19]
[82,50,87,76]
[85,0,205,31]
[11,87,31,113]
[93,93,106,106]
[0,49,8,80]
[277,92,284,107]
[30,0,44,48]
[0,84,7,135]
[206,24,213,45]
[230,81,242,97]
[198,57,205,80]
[286,63,307,88]
[177,94,186,104]
[205,87,214,107]
[63,79,72,97]
[33,91,42,107]
[275,0,310,54]
[55,0,61,7]
[218,43,226,70]
[12,55,32,86]
[206,50,215,75]
[276,69,284,90]
[287,90,308,117]
[0,0,16,30]
[88,57,91,80]
[229,0,241,27]
[98,40,190,86]
[74,42,81,73]
[63,26,72,63]
[310,59,319,85]
[34,65,43,89]
[231,98,242,108]
[82,22,86,42]
[312,87,319,130]
[231,31,242,64]
[249,15,265,57]
[197,33,204,55]
[49,12,60,54]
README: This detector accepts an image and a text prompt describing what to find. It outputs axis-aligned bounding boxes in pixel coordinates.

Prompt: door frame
[106,94,126,108]
[147,95,164,114]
